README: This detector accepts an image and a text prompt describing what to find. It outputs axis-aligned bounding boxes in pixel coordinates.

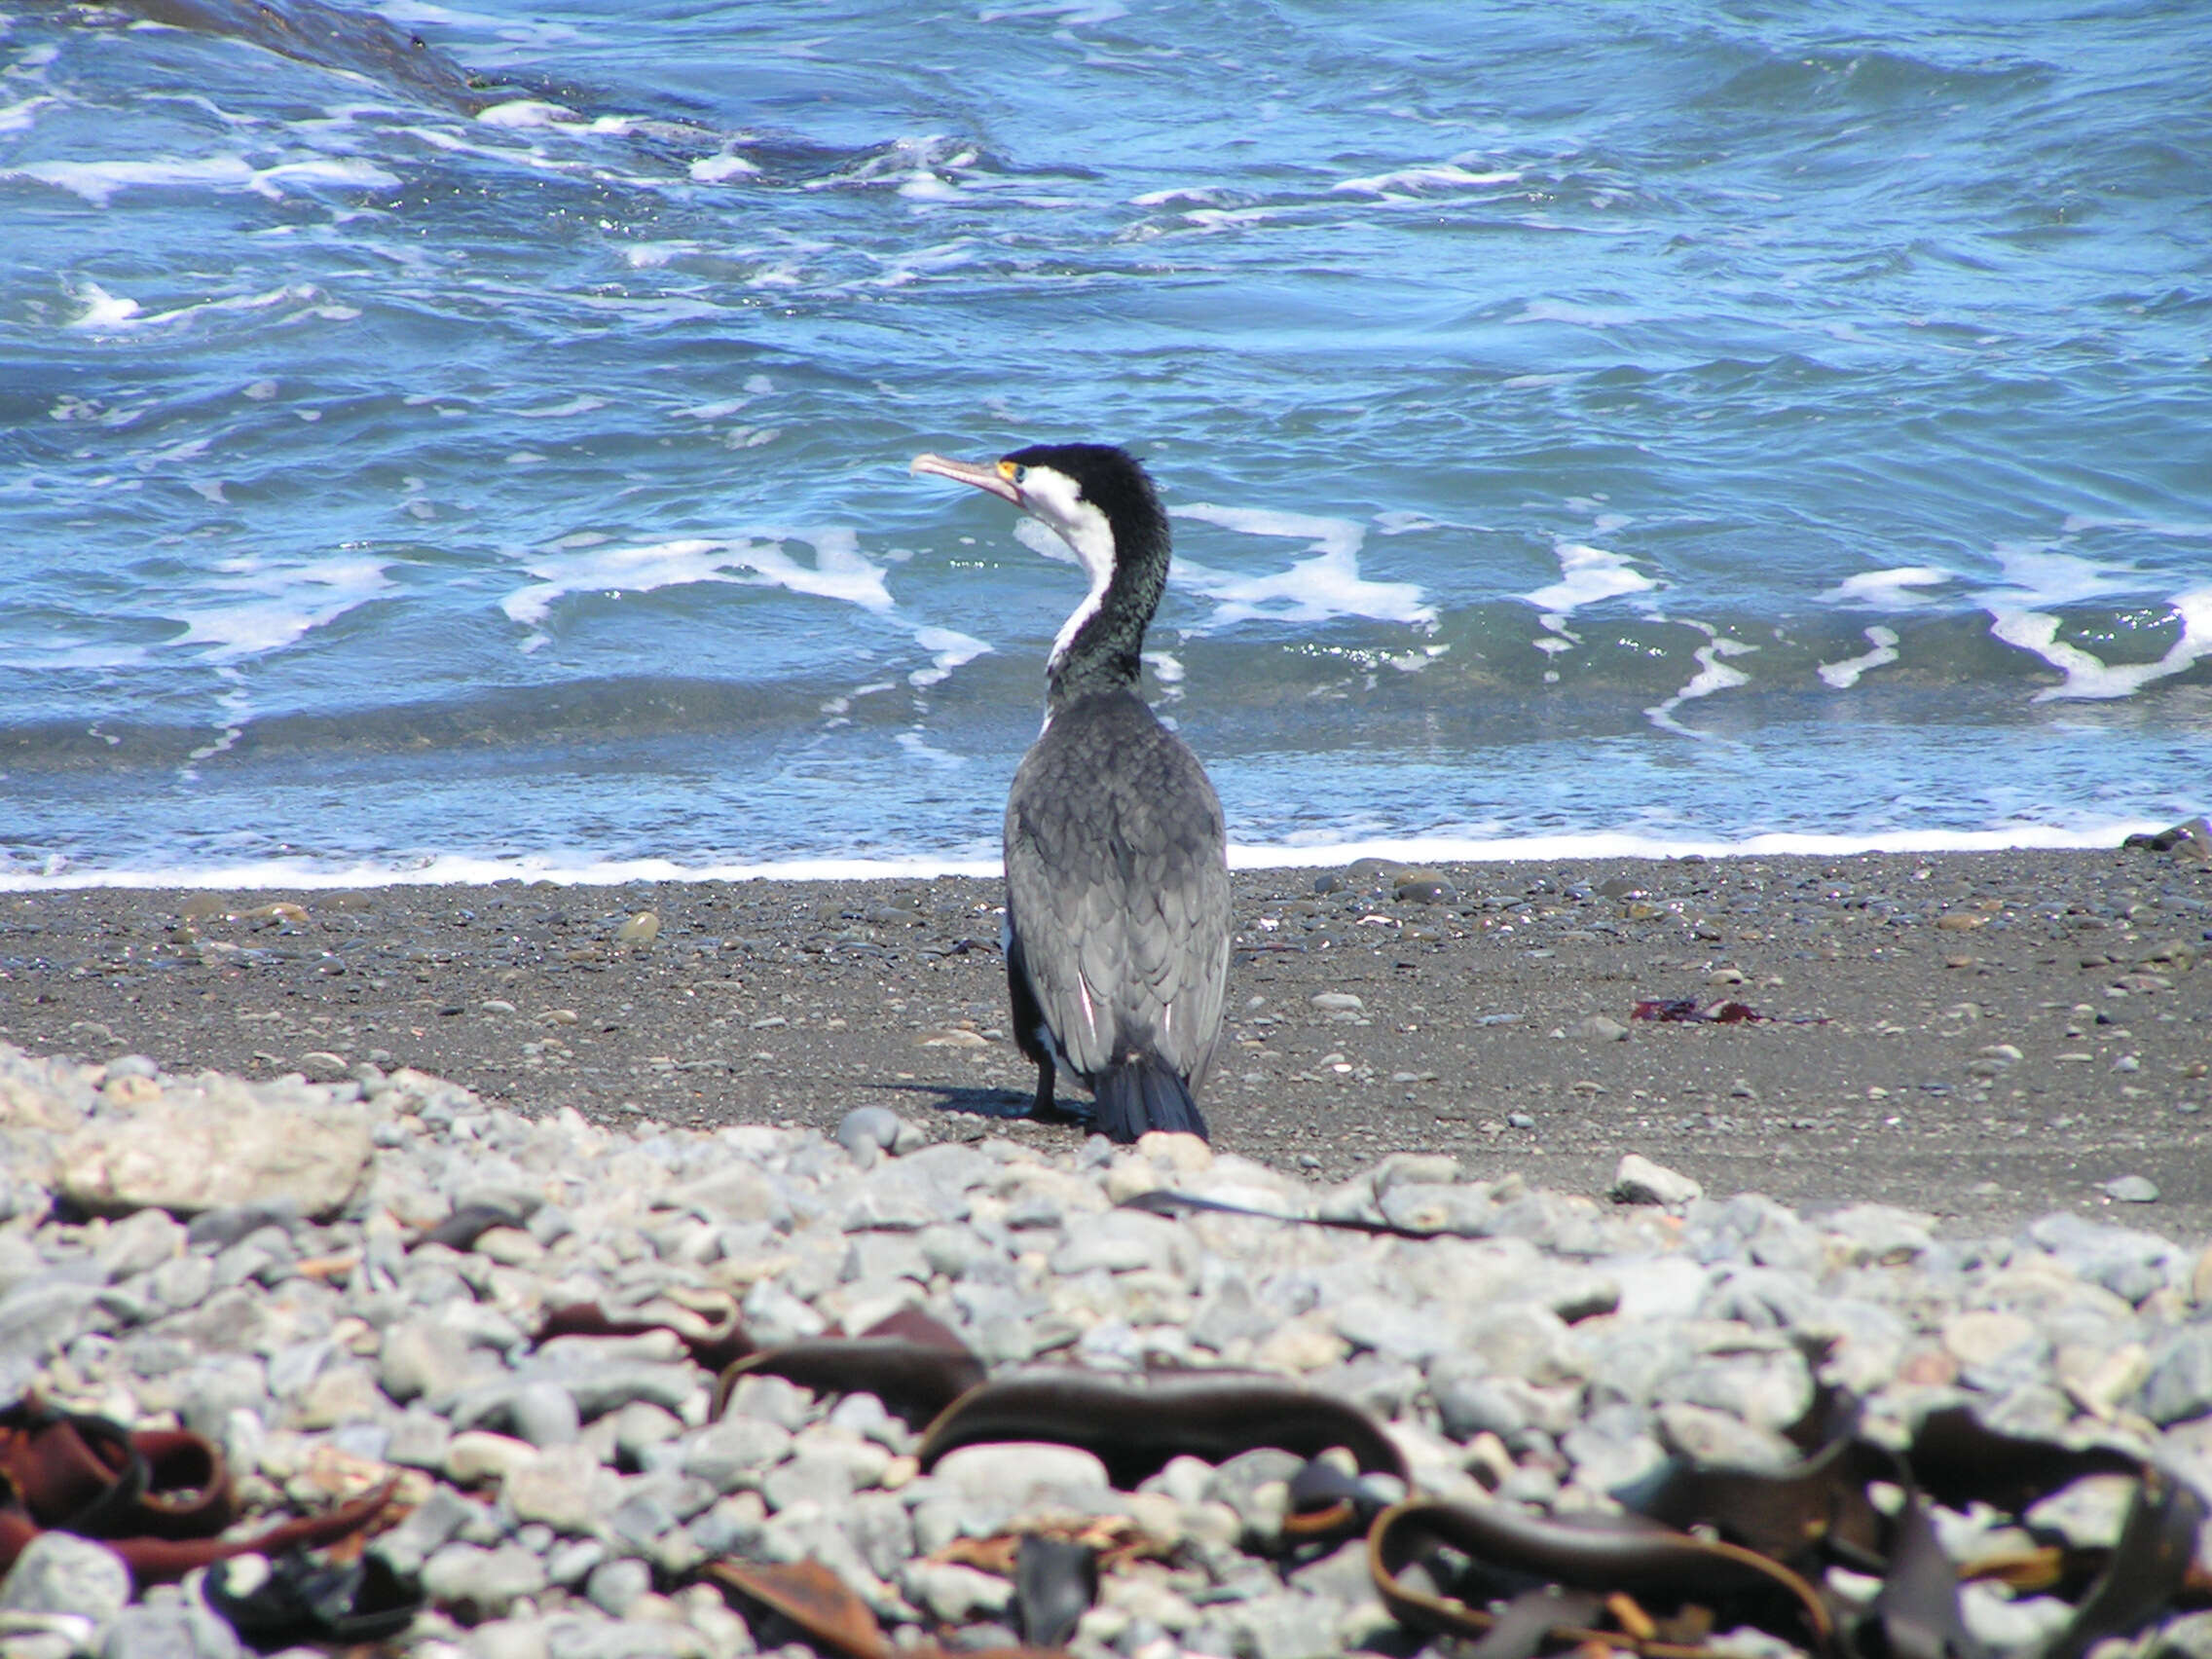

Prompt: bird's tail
[1092,1054,1209,1143]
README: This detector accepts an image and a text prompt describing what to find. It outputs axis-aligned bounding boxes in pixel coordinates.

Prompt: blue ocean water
[2,0,2207,888]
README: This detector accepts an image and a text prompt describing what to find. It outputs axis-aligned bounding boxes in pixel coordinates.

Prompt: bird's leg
[1031,1060,1056,1120]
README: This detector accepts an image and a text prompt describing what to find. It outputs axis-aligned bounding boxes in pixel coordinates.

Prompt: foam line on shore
[0,820,2175,894]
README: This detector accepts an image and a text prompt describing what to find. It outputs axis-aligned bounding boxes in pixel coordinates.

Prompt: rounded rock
[0,1531,130,1623]
[837,1106,905,1158]
[585,1556,653,1618]
[1611,1154,1702,1208]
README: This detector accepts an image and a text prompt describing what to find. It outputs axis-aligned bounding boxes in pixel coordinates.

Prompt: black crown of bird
[913,443,1233,1145]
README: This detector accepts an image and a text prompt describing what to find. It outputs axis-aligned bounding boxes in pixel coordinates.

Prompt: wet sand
[3,845,2206,1239]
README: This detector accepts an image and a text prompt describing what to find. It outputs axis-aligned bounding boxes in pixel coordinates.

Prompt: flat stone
[0,1531,130,1622]
[1941,1310,2042,1369]
[1224,1589,1348,1659]
[1456,1302,1581,1385]
[1334,1295,1448,1364]
[370,1484,474,1575]
[421,1542,548,1621]
[680,1416,794,1493]
[1376,1182,1496,1236]
[2139,1325,2212,1425]
[903,1561,1013,1623]
[1612,1154,1701,1207]
[836,1106,904,1158]
[57,1088,370,1221]
[382,1317,503,1403]
[446,1430,540,1488]
[1049,1210,1182,1275]
[505,1443,622,1533]
[584,1556,653,1618]
[1188,1275,1280,1353]
[507,1380,583,1448]
[101,1598,248,1659]
[1655,1401,1798,1471]
[932,1442,1110,1506]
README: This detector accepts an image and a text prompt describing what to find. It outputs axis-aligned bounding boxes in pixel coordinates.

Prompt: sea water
[2,0,2207,888]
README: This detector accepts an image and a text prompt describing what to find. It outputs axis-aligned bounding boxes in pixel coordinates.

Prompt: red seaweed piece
[1631,998,1768,1024]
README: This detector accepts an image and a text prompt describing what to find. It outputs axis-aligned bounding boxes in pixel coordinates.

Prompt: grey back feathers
[1005,686,1231,1129]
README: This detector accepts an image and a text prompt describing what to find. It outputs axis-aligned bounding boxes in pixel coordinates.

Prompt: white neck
[1043,500,1117,671]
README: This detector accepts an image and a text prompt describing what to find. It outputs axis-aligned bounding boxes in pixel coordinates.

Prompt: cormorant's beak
[911,452,1022,506]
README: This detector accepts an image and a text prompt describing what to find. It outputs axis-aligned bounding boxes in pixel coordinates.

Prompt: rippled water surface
[4,0,2208,883]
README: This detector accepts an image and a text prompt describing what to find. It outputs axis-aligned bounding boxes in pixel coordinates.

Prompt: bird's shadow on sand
[866,1081,1089,1133]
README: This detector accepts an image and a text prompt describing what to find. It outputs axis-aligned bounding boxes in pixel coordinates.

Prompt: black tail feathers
[1092,1054,1209,1143]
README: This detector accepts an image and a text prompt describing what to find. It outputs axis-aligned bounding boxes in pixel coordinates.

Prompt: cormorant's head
[910,443,1165,575]
[913,442,1172,687]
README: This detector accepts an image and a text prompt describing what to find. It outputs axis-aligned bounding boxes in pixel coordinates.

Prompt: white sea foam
[499,532,893,629]
[1129,185,1235,207]
[0,637,151,672]
[2062,513,2212,539]
[1817,625,1901,688]
[0,94,58,135]
[1523,540,1658,678]
[18,155,255,204]
[1523,542,1655,615]
[81,277,364,334]
[1819,566,1953,607]
[691,153,758,183]
[1507,299,1647,328]
[977,1,1129,23]
[1332,163,1519,196]
[898,172,963,203]
[1170,505,1434,627]
[1644,623,1757,739]
[67,281,143,330]
[511,394,608,420]
[1012,516,1079,568]
[895,729,968,768]
[165,555,395,663]
[475,99,580,129]
[908,626,992,688]
[1991,592,2212,702]
[374,0,590,47]
[13,154,398,205]
[1974,543,2212,700]
[0,821,2169,895]
[1178,205,1297,233]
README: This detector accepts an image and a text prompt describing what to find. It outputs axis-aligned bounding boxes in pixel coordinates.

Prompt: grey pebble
[584,1557,653,1618]
[1611,1153,1703,1207]
[421,1542,549,1621]
[102,1594,249,1659]
[0,1532,132,1624]
[2,1030,2210,1659]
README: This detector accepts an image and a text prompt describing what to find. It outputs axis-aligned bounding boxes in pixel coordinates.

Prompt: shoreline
[3,842,2206,1241]
[0,820,2186,896]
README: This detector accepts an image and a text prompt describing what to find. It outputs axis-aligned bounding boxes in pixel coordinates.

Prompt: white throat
[1049,517,1115,669]
[1014,465,1117,672]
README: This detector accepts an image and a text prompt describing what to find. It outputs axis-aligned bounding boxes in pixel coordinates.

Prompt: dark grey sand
[3,846,2206,1238]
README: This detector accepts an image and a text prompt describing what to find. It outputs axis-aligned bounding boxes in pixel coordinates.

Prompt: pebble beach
[2,840,2210,1657]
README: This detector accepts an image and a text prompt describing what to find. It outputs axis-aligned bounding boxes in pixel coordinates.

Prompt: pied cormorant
[911,442,1230,1142]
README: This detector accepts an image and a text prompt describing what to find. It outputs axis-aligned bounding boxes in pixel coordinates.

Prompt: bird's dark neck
[1046,514,1169,715]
